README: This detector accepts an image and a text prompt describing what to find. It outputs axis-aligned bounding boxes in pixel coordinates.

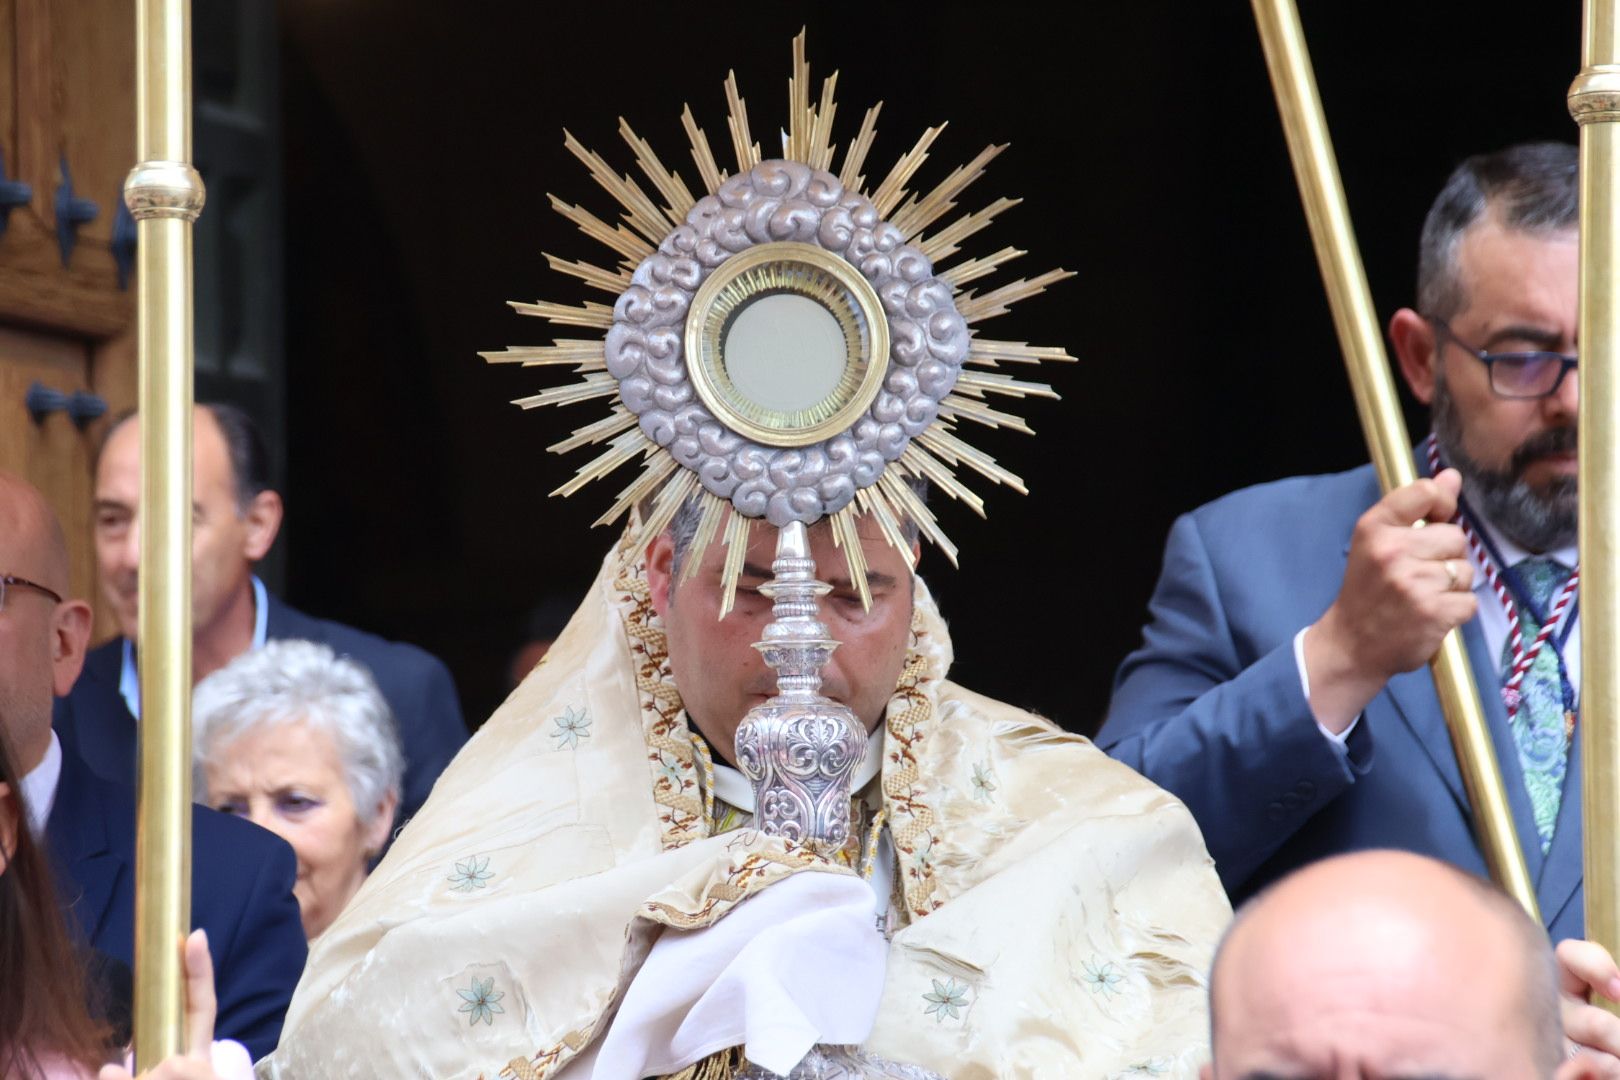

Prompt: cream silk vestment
[263,543,1230,1079]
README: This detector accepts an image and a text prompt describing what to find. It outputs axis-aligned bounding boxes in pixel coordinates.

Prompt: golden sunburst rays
[491,29,1076,607]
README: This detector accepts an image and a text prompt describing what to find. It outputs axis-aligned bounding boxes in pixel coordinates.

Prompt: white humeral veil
[262,538,1230,1079]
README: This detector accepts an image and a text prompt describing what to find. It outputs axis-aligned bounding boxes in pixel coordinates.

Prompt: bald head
[0,471,92,774]
[1207,850,1561,1080]
[0,469,71,597]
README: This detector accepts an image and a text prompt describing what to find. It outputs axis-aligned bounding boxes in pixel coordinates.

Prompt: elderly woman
[193,639,403,940]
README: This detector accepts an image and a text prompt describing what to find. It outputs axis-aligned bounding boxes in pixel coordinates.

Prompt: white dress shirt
[19,729,63,834]
[120,574,270,718]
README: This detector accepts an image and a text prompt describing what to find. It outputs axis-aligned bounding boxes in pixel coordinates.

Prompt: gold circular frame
[684,241,890,448]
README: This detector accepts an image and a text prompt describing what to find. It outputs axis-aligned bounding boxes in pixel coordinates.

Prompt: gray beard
[1431,376,1578,553]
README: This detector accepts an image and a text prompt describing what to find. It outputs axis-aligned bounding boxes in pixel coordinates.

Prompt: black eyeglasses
[1429,318,1578,400]
[0,574,63,613]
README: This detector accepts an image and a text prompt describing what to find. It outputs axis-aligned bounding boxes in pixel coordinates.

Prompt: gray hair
[1417,141,1578,321]
[666,475,929,581]
[192,639,404,826]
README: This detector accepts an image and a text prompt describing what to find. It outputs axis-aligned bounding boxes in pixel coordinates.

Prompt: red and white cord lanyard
[1423,436,1579,720]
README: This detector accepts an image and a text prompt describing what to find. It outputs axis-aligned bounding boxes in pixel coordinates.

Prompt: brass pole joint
[1570,66,1620,124]
[124,161,206,222]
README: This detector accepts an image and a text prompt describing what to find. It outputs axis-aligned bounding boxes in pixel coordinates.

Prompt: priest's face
[647,511,915,766]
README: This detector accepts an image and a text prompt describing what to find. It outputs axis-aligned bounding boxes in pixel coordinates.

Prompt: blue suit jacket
[54,590,467,828]
[1096,462,1585,941]
[45,745,307,1060]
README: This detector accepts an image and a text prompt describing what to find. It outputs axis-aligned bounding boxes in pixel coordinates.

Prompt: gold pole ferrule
[124,160,206,222]
[1251,0,1539,919]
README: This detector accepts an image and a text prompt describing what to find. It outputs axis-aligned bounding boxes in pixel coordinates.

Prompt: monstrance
[484,33,1071,858]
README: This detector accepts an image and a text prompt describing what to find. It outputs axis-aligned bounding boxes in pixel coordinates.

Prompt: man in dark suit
[55,403,466,827]
[1098,143,1586,939]
[1,468,306,1060]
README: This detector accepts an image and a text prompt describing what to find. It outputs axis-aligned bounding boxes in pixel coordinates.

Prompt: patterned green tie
[1502,557,1575,853]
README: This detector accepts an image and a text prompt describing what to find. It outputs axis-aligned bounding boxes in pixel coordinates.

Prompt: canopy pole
[125,0,206,1062]
[1572,0,1620,986]
[1250,0,1539,918]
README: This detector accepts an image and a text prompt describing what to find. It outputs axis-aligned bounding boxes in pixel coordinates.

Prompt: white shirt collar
[1470,514,1578,588]
[120,574,268,719]
[19,730,63,835]
[711,726,886,814]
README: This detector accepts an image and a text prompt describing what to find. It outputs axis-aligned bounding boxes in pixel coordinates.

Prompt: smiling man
[55,403,465,830]
[1099,142,1589,939]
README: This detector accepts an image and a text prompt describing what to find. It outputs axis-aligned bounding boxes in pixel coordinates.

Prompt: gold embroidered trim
[499,1024,596,1080]
[501,1057,544,1080]
[658,1045,747,1080]
[641,842,822,930]
[613,544,707,848]
[691,730,718,828]
[859,806,888,880]
[882,606,943,918]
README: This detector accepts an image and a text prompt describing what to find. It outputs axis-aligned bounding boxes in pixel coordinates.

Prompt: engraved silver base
[733,521,866,852]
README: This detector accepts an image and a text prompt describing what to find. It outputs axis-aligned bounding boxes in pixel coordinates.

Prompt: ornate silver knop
[733,521,866,851]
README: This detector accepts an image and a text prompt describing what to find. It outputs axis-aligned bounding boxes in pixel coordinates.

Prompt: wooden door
[0,0,137,640]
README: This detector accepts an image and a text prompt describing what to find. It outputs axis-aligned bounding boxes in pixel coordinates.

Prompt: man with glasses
[0,469,306,1058]
[1097,142,1589,940]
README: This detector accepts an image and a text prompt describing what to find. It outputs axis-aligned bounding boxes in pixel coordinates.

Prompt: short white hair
[192,639,404,826]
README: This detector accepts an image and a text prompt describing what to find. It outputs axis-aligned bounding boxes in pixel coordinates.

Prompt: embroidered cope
[263,538,1228,1079]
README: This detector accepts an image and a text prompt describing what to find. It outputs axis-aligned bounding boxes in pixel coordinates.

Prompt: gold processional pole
[1572,0,1620,981]
[1250,0,1539,917]
[124,0,205,1064]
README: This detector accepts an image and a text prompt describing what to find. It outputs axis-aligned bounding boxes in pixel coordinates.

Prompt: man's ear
[1390,307,1441,405]
[242,489,284,562]
[647,533,675,619]
[50,599,94,697]
[1198,1064,1213,1080]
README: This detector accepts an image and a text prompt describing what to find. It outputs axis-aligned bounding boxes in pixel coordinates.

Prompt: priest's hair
[665,476,929,583]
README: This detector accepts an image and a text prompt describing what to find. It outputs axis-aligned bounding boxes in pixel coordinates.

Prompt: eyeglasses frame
[0,574,64,612]
[1428,316,1579,400]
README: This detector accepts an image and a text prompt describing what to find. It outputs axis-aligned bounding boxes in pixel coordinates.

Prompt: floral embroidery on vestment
[550,705,592,749]
[921,978,970,1022]
[448,855,494,892]
[1081,957,1125,998]
[457,976,506,1026]
[969,760,997,802]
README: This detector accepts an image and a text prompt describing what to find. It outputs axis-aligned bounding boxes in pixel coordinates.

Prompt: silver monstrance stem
[733,520,866,852]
